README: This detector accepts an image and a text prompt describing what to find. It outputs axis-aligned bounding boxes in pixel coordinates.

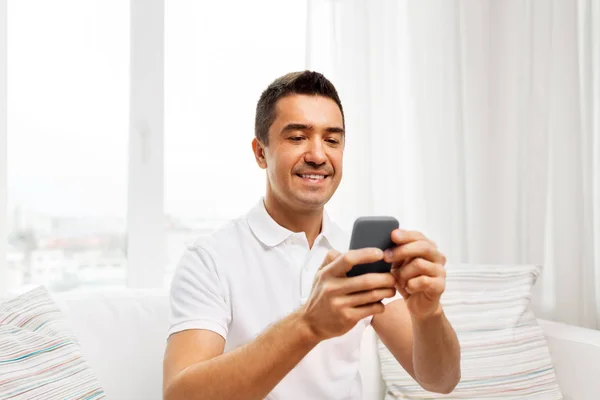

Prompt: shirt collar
[247,197,347,249]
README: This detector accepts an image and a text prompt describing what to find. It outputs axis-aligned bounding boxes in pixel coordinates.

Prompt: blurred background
[0,0,598,330]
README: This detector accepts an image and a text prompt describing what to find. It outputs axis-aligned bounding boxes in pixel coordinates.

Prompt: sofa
[30,288,597,400]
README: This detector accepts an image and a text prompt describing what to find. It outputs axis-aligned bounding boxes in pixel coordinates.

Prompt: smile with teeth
[299,174,326,180]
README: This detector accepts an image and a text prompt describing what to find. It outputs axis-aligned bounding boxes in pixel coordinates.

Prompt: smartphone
[346,216,399,277]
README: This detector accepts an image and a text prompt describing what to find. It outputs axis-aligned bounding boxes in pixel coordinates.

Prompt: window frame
[127,0,166,288]
[1,0,7,296]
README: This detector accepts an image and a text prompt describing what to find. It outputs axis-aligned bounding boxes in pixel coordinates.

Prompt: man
[163,71,461,400]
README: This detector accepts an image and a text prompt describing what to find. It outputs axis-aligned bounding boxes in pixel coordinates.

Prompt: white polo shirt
[168,198,398,399]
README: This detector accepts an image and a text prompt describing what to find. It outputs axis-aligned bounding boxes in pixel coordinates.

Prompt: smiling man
[162,71,461,400]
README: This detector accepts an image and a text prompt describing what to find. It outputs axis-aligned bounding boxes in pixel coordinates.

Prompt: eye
[289,136,304,142]
[326,138,341,145]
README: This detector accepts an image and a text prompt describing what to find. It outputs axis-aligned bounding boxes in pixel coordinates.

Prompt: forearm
[411,307,461,393]
[165,310,319,400]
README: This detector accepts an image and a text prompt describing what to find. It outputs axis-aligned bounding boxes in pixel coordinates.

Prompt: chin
[293,193,331,210]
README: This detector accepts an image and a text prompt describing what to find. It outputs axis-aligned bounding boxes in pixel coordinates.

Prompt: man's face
[253,94,345,211]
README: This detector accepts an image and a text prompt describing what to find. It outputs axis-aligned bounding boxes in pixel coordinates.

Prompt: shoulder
[186,213,253,270]
[170,215,249,290]
[192,214,249,251]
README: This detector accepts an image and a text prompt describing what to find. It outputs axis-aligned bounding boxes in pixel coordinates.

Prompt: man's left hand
[383,229,447,320]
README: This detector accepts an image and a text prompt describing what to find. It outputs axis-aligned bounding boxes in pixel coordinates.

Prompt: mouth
[296,173,329,184]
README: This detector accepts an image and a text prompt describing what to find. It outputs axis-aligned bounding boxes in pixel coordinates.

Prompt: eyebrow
[280,123,345,135]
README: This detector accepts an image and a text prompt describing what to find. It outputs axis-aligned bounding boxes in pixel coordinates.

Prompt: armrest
[538,318,600,400]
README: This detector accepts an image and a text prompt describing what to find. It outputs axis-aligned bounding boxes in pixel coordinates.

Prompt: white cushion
[0,286,105,399]
[52,289,170,400]
[378,263,564,399]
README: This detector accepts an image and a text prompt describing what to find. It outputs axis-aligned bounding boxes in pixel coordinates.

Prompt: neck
[263,193,324,248]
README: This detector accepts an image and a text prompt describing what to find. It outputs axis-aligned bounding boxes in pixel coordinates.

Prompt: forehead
[272,94,344,128]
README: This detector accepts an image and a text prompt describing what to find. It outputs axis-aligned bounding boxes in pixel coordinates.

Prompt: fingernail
[384,249,393,260]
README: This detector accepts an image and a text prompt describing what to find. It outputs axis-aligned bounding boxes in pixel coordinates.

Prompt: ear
[252,138,267,169]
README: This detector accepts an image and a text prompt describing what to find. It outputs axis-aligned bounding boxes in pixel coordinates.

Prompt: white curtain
[307,0,600,330]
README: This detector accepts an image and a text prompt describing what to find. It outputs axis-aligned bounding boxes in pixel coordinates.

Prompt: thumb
[319,249,342,271]
[322,248,384,278]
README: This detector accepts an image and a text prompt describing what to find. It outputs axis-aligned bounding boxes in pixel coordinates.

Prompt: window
[6,0,129,292]
[1,0,309,294]
[164,0,307,285]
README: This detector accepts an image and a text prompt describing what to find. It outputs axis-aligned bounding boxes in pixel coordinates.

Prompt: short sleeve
[168,245,231,340]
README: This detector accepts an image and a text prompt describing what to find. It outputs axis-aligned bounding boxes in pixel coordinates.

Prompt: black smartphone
[346,216,399,277]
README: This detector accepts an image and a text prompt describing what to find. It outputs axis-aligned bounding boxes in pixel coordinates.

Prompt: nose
[304,139,327,166]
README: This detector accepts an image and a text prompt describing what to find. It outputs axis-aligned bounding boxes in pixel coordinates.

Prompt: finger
[405,276,445,297]
[319,249,342,271]
[397,258,444,283]
[389,229,427,246]
[384,240,445,264]
[397,284,409,299]
[350,300,386,320]
[392,258,438,295]
[344,288,397,308]
[341,272,396,294]
[322,248,384,278]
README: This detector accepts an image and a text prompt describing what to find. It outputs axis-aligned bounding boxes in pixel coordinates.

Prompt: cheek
[268,152,296,180]
[281,149,306,171]
[330,152,343,175]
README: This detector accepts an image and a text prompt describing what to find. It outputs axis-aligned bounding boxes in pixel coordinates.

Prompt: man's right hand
[300,248,398,342]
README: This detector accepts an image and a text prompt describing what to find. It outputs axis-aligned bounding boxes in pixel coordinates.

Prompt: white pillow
[0,286,105,399]
[378,263,564,399]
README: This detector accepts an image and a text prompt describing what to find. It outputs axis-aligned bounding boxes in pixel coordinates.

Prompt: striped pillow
[0,286,105,399]
[378,263,564,399]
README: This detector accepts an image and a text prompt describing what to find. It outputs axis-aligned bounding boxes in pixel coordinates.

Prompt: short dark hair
[254,70,344,145]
